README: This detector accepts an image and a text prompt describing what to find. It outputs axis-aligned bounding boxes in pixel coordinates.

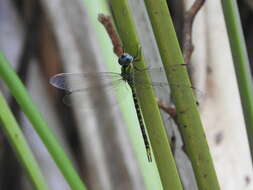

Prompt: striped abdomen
[128,80,152,162]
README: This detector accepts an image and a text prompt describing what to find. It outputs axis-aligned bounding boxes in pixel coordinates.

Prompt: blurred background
[0,0,253,189]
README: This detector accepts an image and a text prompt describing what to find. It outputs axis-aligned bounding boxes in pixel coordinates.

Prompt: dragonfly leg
[133,45,142,62]
[133,65,151,72]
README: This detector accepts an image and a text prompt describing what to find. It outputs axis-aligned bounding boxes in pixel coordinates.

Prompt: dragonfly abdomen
[129,82,152,162]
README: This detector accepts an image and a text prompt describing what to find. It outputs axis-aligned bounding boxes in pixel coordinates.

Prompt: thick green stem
[110,1,183,189]
[221,0,253,158]
[0,53,87,190]
[0,91,49,190]
[143,0,220,189]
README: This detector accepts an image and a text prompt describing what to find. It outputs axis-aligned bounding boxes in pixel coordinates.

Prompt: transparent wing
[50,72,131,108]
[62,79,130,108]
[133,67,205,99]
[134,67,182,88]
[50,72,123,92]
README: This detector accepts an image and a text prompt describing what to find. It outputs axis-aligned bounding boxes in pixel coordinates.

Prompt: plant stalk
[221,0,253,158]
[0,91,49,190]
[143,0,220,189]
[0,53,87,190]
[110,1,184,189]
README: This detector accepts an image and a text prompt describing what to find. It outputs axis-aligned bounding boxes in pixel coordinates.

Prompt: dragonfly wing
[134,66,191,87]
[61,78,130,108]
[50,72,123,92]
[50,72,131,108]
[133,67,169,88]
[133,67,205,99]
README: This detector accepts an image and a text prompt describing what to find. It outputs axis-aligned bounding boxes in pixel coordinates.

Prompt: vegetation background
[0,0,253,189]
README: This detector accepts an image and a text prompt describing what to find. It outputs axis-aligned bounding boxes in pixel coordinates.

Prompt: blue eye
[126,57,132,62]
[118,54,133,66]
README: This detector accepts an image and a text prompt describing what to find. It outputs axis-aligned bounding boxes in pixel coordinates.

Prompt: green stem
[0,91,49,190]
[0,53,87,190]
[110,1,183,189]
[143,0,220,189]
[221,0,253,158]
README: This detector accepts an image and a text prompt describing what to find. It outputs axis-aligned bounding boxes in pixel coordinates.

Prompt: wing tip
[49,75,58,86]
[49,73,65,89]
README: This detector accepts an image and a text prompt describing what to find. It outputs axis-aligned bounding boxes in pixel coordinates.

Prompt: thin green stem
[221,0,253,158]
[110,1,183,189]
[0,91,49,190]
[0,53,87,190]
[143,0,220,189]
[84,2,164,188]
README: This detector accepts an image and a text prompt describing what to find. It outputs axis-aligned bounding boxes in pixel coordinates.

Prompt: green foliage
[221,0,253,158]
[0,91,49,190]
[0,53,87,190]
[143,0,220,189]
[110,0,184,189]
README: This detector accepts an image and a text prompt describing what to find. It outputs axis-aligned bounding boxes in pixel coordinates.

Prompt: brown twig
[158,101,177,118]
[158,1,205,117]
[157,100,180,125]
[157,100,178,153]
[183,0,205,65]
[98,13,124,57]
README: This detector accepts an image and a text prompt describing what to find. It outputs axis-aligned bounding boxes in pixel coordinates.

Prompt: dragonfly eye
[118,53,133,66]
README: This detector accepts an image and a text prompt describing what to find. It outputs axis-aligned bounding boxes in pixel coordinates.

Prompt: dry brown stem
[98,13,123,57]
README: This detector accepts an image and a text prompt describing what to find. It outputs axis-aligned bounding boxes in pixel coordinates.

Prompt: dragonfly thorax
[118,53,134,67]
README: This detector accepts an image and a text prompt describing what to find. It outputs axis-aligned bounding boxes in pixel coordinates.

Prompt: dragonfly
[50,49,195,162]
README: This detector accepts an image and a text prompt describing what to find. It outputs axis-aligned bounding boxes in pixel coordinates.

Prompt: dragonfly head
[118,53,134,67]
